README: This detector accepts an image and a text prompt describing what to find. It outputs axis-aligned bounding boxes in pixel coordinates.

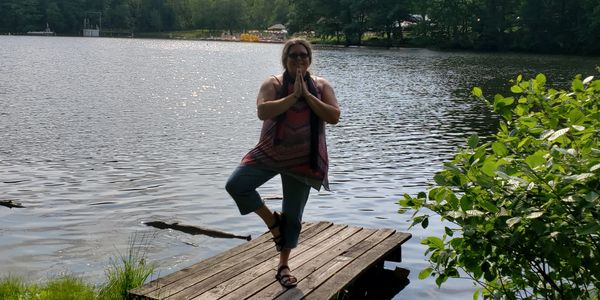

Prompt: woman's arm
[303,77,340,124]
[256,76,300,120]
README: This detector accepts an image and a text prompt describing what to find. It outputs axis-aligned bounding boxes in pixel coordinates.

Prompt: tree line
[1,0,599,54]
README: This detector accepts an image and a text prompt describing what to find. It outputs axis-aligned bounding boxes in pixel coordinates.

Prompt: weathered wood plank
[157,222,333,300]
[176,223,349,299]
[274,228,396,300]
[304,231,412,300]
[130,221,329,299]
[216,226,366,300]
[247,227,379,300]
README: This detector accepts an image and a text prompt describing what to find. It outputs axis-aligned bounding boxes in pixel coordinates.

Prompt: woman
[226,38,340,288]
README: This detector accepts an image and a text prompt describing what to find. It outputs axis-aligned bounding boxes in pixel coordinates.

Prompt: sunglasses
[288,53,309,60]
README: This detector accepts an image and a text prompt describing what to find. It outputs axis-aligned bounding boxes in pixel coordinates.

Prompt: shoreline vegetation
[400,73,600,299]
[2,0,599,55]
[4,30,599,58]
[0,234,155,300]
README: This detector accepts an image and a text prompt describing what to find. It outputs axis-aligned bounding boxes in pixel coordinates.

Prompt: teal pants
[225,164,311,249]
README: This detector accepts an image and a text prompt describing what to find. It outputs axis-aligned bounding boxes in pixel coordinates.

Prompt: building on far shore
[83,12,101,37]
[264,24,287,42]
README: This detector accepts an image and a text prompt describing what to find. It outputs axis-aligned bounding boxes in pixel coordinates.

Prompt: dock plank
[304,231,412,300]
[129,222,411,300]
[274,228,396,300]
[130,222,328,298]
[175,224,348,299]
[221,226,366,300]
[246,227,379,300]
[157,222,333,300]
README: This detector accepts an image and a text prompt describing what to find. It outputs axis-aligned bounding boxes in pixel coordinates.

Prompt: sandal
[269,211,285,251]
[275,265,297,288]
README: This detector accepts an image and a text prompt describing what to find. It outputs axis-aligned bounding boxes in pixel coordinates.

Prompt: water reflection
[0,36,597,299]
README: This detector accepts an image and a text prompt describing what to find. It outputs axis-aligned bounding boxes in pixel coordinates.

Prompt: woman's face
[285,44,311,76]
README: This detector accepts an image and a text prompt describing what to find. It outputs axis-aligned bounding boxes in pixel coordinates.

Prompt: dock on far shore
[129,221,412,300]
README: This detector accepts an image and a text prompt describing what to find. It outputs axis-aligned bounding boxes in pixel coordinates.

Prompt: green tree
[0,0,43,33]
[368,0,409,46]
[213,0,245,34]
[288,0,320,33]
[45,2,65,32]
[472,0,519,51]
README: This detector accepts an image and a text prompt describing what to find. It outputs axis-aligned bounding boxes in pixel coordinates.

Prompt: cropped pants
[225,164,311,249]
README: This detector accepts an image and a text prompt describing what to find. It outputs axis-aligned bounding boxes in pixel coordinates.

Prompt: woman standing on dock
[226,38,340,288]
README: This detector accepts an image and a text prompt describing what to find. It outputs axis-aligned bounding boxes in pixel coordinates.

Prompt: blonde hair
[281,38,313,69]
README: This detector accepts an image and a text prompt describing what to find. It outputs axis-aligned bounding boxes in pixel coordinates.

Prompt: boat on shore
[27,23,55,36]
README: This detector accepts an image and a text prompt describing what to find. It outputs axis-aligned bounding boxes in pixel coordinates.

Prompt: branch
[0,200,25,209]
[529,260,563,297]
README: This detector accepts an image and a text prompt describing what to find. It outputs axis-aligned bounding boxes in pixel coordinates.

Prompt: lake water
[0,36,597,299]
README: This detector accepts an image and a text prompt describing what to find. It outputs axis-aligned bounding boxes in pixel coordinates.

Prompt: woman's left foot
[275,265,297,288]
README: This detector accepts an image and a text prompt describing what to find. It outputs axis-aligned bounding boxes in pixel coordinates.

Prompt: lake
[0,36,597,299]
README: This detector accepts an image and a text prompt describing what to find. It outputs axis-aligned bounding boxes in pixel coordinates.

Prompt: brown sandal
[275,265,297,288]
[269,211,285,251]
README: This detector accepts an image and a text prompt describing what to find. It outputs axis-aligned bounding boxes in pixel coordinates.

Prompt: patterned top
[242,72,330,191]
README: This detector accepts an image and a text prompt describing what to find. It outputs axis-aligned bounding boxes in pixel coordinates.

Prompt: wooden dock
[129,221,412,299]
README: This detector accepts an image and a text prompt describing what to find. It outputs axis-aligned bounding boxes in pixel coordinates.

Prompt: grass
[0,233,156,300]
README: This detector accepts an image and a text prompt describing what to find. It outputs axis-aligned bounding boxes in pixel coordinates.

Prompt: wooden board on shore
[129,221,411,300]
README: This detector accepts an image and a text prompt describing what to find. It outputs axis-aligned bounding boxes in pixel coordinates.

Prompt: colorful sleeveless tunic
[241,71,330,191]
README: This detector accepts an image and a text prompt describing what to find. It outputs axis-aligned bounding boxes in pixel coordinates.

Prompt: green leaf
[517,136,531,149]
[418,267,433,280]
[519,117,538,128]
[535,73,546,85]
[444,227,454,237]
[460,196,474,211]
[568,108,585,124]
[564,173,594,181]
[578,223,600,235]
[525,152,546,168]
[481,157,497,177]
[511,85,523,93]
[514,104,527,116]
[472,87,482,97]
[422,236,444,249]
[473,288,480,300]
[492,142,508,157]
[480,200,499,213]
[585,191,599,203]
[466,210,484,217]
[433,173,447,185]
[484,267,496,282]
[435,274,448,287]
[468,134,479,148]
[547,128,570,141]
[572,78,584,91]
[501,97,515,106]
[527,211,543,219]
[507,217,521,227]
[422,217,429,229]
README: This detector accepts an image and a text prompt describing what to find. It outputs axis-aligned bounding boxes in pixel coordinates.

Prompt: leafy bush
[399,73,599,299]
